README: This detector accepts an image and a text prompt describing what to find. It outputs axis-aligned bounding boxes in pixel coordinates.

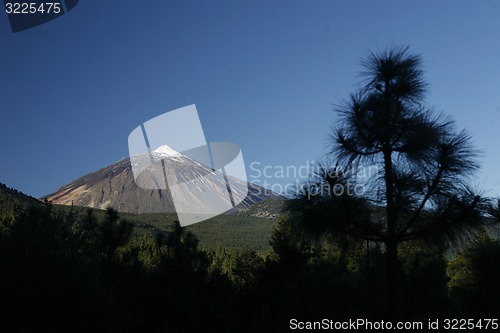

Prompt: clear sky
[1,0,499,199]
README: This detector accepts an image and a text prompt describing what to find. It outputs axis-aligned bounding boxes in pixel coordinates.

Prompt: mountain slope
[41,147,282,214]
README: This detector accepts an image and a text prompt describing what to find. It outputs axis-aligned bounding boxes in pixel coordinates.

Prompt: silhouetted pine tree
[287,44,499,318]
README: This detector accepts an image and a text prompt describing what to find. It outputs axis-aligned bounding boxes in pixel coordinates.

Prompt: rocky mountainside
[41,146,282,215]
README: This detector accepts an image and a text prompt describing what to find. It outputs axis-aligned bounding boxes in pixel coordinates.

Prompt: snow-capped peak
[152,145,182,157]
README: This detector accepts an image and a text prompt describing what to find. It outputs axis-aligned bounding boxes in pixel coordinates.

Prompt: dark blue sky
[1,0,499,198]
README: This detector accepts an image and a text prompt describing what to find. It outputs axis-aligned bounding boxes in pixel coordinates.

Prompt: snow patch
[152,145,182,157]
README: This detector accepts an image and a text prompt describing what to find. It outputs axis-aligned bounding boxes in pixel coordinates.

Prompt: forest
[1,201,500,332]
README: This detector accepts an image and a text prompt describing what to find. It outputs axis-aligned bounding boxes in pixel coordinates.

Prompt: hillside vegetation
[1,182,500,332]
[49,199,283,251]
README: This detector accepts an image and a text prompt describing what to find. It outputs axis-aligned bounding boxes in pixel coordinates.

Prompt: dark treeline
[1,203,500,332]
